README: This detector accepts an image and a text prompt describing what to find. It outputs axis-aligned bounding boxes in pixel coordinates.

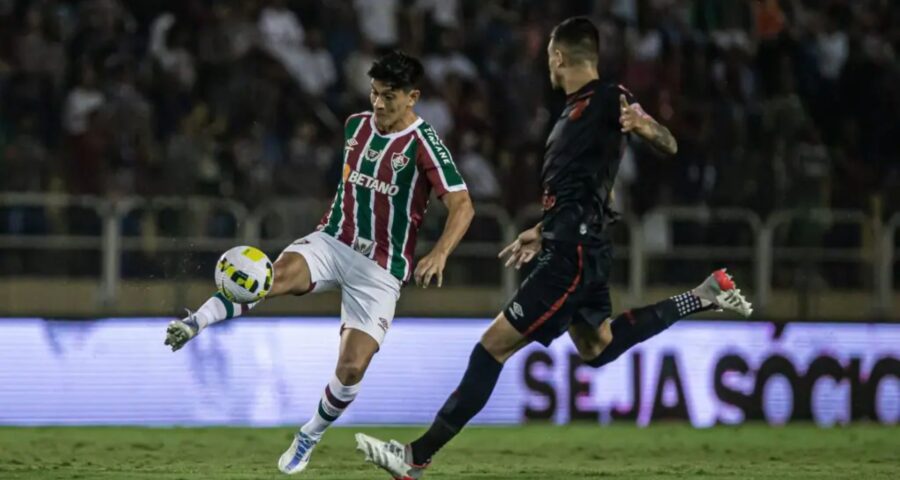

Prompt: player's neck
[562,69,599,95]
[377,110,419,135]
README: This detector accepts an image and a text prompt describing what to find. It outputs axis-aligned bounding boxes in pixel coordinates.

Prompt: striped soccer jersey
[318,112,467,282]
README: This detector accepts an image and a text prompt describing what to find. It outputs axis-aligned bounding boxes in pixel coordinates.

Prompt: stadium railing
[881,212,900,315]
[760,209,881,317]
[0,193,894,316]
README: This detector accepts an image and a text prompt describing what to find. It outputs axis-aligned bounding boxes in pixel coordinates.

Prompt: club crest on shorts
[378,317,390,332]
[391,152,410,171]
[365,148,380,161]
[353,237,374,257]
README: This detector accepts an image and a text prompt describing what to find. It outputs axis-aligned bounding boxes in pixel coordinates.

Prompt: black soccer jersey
[540,80,633,244]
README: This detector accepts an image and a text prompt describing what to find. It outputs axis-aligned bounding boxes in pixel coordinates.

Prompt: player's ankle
[689,288,714,308]
[409,442,432,467]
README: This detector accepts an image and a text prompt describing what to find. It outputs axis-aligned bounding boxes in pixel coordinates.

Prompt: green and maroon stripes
[213,292,235,319]
[212,291,256,320]
[337,118,375,244]
[325,384,352,409]
[316,401,338,422]
[317,384,353,422]
[344,113,367,138]
[352,134,391,246]
[372,141,396,270]
[402,158,432,281]
[374,133,415,279]
[322,114,368,236]
[318,115,467,283]
[415,124,466,194]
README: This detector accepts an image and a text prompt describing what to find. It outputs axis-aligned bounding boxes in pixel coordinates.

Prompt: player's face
[547,40,563,89]
[370,80,417,129]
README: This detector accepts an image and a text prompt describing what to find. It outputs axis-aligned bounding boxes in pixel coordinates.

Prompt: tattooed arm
[618,94,678,156]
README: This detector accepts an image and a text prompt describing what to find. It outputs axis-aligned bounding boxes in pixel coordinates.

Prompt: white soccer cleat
[692,269,753,317]
[278,432,319,475]
[355,433,426,480]
[164,309,201,352]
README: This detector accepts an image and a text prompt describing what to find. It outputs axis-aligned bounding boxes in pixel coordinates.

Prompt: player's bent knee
[577,342,606,361]
[570,332,600,360]
[581,319,618,367]
[479,313,527,363]
[586,325,625,368]
[335,362,366,386]
[271,253,312,296]
[581,319,614,359]
[571,319,613,361]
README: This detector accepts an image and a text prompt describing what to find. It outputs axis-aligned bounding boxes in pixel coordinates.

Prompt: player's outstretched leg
[280,328,377,474]
[585,268,752,368]
[164,252,313,351]
[356,316,527,479]
[164,295,261,351]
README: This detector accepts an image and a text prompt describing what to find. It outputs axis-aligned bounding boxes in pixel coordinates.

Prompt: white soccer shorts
[280,231,401,345]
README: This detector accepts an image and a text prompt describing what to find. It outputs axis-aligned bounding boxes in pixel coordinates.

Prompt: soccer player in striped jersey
[164,51,474,475]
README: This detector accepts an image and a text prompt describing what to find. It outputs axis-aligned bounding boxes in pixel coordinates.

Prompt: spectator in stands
[423,29,478,88]
[457,130,500,201]
[3,115,49,193]
[293,28,337,97]
[0,0,895,222]
[414,79,454,139]
[63,63,105,137]
[354,0,399,49]
[344,38,377,105]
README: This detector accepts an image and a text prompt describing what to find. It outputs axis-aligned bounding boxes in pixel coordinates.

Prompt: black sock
[410,343,503,465]
[588,292,707,368]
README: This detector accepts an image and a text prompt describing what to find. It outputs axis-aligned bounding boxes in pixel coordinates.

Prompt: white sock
[193,292,261,330]
[300,376,360,440]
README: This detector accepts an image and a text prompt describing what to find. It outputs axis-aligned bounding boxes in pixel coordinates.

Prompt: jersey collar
[566,79,599,105]
[370,115,424,139]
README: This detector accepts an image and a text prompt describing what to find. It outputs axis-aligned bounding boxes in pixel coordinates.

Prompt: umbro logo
[378,317,390,332]
[345,138,358,152]
[510,302,524,320]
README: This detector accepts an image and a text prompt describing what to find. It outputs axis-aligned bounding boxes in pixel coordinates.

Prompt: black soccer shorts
[503,238,613,346]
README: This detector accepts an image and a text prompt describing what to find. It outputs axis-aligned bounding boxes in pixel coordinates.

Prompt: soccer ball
[215,246,274,303]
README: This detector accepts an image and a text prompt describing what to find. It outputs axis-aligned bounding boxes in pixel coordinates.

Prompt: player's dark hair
[367,50,425,91]
[550,16,600,64]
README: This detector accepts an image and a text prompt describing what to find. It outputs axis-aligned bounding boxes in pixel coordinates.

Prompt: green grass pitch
[1,424,897,479]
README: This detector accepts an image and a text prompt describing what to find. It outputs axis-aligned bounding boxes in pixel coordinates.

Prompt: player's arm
[414,190,474,288]
[619,94,678,156]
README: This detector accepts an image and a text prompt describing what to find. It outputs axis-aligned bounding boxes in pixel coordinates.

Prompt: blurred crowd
[1,0,899,218]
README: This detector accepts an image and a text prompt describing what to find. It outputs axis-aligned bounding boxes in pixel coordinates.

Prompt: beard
[550,72,561,89]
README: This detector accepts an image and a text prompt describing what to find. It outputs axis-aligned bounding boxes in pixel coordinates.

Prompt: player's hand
[498,227,542,270]
[414,250,448,288]
[619,94,652,136]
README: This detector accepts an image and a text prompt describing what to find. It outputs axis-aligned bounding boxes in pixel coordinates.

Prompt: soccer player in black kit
[356,17,752,479]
